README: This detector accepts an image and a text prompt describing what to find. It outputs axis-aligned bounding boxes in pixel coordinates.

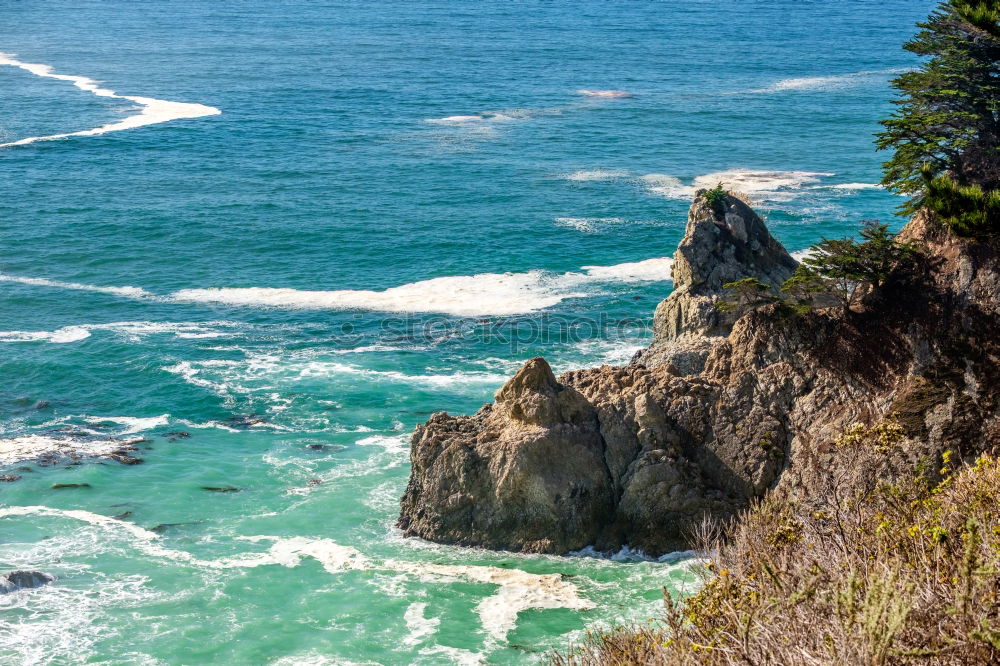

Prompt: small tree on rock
[783,221,921,313]
[716,277,774,313]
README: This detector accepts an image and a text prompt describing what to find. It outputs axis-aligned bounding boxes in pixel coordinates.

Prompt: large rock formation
[399,192,1000,556]
[641,192,797,373]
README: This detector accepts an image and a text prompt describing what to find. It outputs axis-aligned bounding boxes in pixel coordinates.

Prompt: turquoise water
[1,1,935,663]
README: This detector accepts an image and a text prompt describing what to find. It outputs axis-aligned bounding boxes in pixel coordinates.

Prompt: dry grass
[552,428,1000,665]
[726,189,757,208]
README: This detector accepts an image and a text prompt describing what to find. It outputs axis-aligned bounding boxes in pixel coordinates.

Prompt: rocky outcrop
[398,358,617,553]
[0,570,55,594]
[640,191,797,374]
[399,193,1000,556]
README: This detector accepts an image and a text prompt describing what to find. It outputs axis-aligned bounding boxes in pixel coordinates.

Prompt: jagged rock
[0,570,55,594]
[640,191,797,373]
[398,358,616,553]
[399,198,1000,556]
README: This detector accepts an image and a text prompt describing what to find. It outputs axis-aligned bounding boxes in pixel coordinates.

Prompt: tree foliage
[876,0,1000,234]
[782,221,921,312]
[922,163,1000,235]
[716,277,773,313]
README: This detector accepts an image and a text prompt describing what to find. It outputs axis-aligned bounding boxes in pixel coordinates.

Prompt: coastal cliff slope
[398,192,1000,556]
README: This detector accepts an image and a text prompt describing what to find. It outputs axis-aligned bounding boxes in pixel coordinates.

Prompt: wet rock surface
[0,570,55,594]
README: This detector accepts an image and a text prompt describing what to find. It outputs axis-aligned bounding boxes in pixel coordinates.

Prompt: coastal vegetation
[553,448,1000,665]
[779,221,921,314]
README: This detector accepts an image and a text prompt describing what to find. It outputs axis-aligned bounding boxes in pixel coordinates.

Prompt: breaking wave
[0,256,672,318]
[168,258,673,316]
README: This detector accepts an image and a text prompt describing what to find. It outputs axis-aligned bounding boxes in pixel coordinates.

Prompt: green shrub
[704,183,727,209]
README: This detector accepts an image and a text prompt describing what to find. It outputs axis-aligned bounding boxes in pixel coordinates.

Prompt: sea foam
[0,52,220,148]
[641,169,834,203]
[169,258,673,316]
[747,67,911,94]
[0,321,240,344]
[575,89,634,98]
[0,507,596,646]
[0,272,154,298]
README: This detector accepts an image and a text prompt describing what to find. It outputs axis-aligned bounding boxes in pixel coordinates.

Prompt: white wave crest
[0,52,220,148]
[0,272,153,298]
[553,217,605,233]
[169,258,672,316]
[575,90,634,98]
[1,256,673,318]
[0,325,92,344]
[639,173,690,198]
[424,111,527,125]
[692,169,832,201]
[403,602,441,647]
[640,169,833,203]
[748,67,911,94]
[828,182,882,191]
[0,321,241,345]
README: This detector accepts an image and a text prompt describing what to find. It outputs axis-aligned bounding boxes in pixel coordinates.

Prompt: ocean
[0,1,935,663]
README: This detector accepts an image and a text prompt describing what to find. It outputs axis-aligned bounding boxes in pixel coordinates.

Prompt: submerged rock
[0,570,55,594]
[399,193,1000,556]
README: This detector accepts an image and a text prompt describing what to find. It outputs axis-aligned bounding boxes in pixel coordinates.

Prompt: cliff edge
[398,192,1000,556]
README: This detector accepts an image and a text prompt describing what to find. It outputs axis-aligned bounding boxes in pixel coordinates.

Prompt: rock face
[641,192,798,373]
[399,192,1000,556]
[0,570,55,594]
[398,358,617,553]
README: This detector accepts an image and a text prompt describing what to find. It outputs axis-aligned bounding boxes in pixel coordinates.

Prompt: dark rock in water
[307,478,321,486]
[0,570,55,594]
[161,431,191,440]
[305,444,330,451]
[51,483,91,489]
[225,414,267,429]
[399,193,1000,557]
[110,451,144,465]
[150,522,200,533]
[0,474,21,482]
[112,511,133,520]
[200,485,241,493]
[18,466,34,472]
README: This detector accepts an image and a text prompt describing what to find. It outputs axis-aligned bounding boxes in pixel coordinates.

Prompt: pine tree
[876,0,1000,233]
